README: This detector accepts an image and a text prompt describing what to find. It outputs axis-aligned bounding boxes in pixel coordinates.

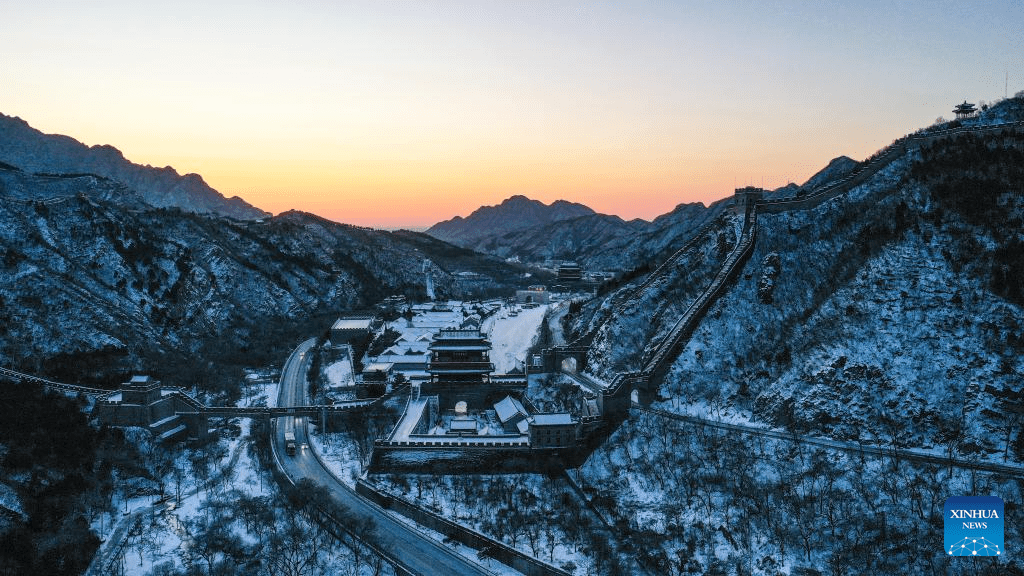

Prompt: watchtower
[423,327,494,409]
[732,186,765,215]
[121,375,162,405]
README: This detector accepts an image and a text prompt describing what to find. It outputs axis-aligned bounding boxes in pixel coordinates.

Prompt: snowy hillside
[0,168,533,390]
[660,126,1024,457]
[571,98,1024,457]
[563,96,1024,575]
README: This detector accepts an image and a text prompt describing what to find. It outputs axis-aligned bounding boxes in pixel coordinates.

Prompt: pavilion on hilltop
[953,101,977,119]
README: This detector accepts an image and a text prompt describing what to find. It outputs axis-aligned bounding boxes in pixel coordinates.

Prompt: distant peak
[496,195,595,213]
[501,195,536,205]
[425,194,596,244]
[802,155,860,191]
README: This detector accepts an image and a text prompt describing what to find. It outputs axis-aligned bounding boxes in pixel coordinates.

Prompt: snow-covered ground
[89,418,269,576]
[578,408,1024,575]
[85,366,390,576]
[486,304,548,373]
[324,357,354,387]
[93,418,390,576]
[308,425,364,487]
[561,117,1024,573]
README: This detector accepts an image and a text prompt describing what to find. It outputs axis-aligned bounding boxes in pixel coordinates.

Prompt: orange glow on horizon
[125,126,879,229]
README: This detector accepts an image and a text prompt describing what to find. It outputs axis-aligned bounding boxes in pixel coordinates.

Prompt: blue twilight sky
[2,1,1022,227]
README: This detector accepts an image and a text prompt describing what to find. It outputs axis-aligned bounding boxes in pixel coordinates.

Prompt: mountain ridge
[426,194,596,245]
[424,154,869,270]
[0,113,268,220]
[0,170,535,391]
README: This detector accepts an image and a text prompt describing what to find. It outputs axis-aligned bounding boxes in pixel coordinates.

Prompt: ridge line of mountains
[423,157,859,269]
[2,110,862,273]
[0,113,268,220]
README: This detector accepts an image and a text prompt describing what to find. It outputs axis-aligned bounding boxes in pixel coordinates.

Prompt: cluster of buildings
[95,293,602,473]
[412,327,580,449]
[323,299,585,455]
[550,262,615,290]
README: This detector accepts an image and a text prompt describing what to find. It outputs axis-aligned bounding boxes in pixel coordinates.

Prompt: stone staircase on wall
[149,414,187,441]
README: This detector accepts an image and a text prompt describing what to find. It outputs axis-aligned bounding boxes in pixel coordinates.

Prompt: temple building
[330,315,378,347]
[528,413,578,448]
[423,327,495,409]
[557,262,582,282]
[494,395,530,434]
[953,101,977,119]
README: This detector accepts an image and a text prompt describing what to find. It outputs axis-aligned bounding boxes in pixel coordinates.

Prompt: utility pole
[322,406,328,445]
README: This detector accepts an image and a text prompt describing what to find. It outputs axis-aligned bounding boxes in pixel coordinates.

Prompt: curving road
[272,338,494,576]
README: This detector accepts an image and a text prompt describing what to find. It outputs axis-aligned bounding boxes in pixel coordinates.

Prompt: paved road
[273,339,494,576]
[635,404,1024,479]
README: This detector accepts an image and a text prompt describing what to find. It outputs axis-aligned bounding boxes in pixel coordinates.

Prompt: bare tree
[263,512,332,576]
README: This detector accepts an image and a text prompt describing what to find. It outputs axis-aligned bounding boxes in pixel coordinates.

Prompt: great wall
[543,119,1024,415]
[0,366,383,439]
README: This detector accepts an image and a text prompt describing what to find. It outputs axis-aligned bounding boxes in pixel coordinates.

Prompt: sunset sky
[3,1,1021,228]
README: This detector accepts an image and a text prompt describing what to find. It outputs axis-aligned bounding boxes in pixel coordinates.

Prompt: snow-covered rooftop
[362,362,394,373]
[332,317,373,331]
[449,417,478,433]
[432,328,487,340]
[531,413,574,426]
[494,396,527,424]
[371,353,427,366]
[384,341,429,355]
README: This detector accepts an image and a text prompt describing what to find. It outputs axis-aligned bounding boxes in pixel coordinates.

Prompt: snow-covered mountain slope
[0,167,531,388]
[577,211,743,377]
[0,113,268,220]
[801,155,859,192]
[562,96,1024,576]
[575,97,1024,457]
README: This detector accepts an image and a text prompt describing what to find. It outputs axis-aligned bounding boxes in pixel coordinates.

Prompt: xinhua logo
[944,496,1004,557]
